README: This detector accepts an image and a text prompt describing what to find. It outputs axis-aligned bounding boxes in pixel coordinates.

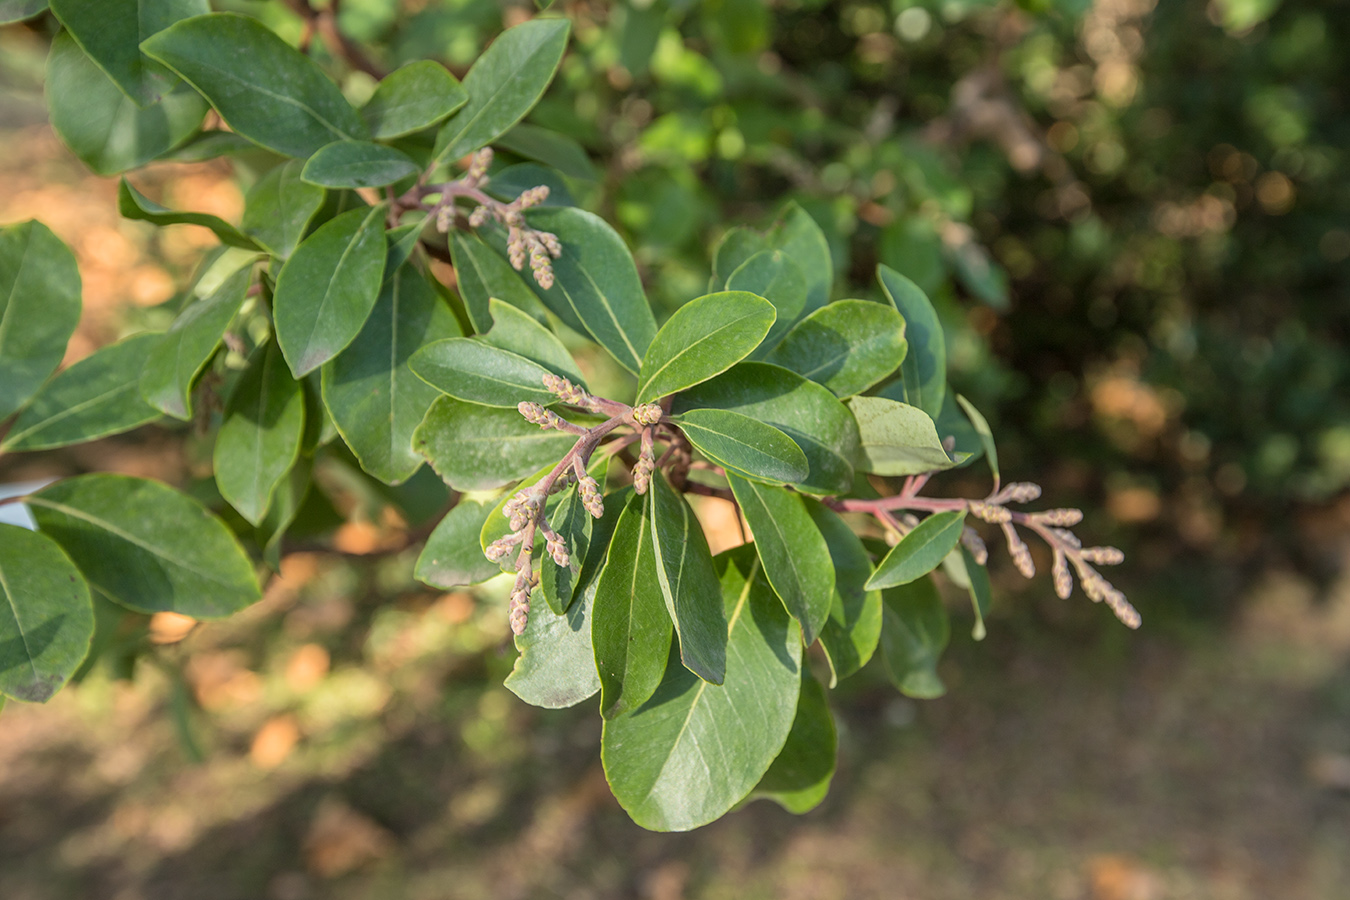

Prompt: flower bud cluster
[508,568,533,636]
[578,473,605,519]
[1079,546,1124,565]
[1001,522,1036,578]
[465,147,493,186]
[631,403,663,426]
[542,374,596,410]
[545,531,570,567]
[633,431,657,495]
[516,400,574,433]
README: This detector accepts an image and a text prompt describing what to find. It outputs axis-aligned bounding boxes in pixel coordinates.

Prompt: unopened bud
[1000,482,1042,503]
[1080,546,1124,566]
[1003,523,1035,579]
[436,204,454,233]
[518,401,549,425]
[468,205,490,228]
[538,230,562,258]
[960,527,988,566]
[632,456,654,495]
[578,475,605,518]
[527,238,554,289]
[632,403,663,426]
[1052,550,1073,599]
[467,147,493,183]
[546,534,569,567]
[1051,528,1081,550]
[542,374,590,407]
[506,226,527,270]
[1032,508,1084,527]
[968,500,1011,524]
[516,185,550,209]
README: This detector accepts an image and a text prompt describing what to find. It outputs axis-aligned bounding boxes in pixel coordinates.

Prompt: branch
[279,0,385,79]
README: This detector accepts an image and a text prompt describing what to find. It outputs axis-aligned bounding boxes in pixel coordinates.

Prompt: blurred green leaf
[867,510,966,591]
[362,60,467,140]
[50,0,207,106]
[880,575,949,699]
[118,179,260,249]
[0,220,82,422]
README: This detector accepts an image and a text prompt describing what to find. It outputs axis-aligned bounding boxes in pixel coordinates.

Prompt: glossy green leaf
[710,226,768,291]
[496,123,597,181]
[415,500,500,589]
[749,670,835,814]
[274,204,387,377]
[2,334,161,452]
[410,338,557,408]
[46,30,206,176]
[726,250,808,356]
[593,491,673,719]
[50,0,207,106]
[674,408,808,485]
[28,474,261,618]
[414,396,575,491]
[0,0,48,25]
[672,362,860,496]
[867,510,967,590]
[432,18,571,165]
[0,220,81,422]
[482,298,585,386]
[214,341,305,526]
[449,231,551,333]
[878,264,945,419]
[301,141,420,189]
[727,475,833,645]
[635,291,775,404]
[539,484,592,615]
[139,263,252,420]
[362,60,467,140]
[241,161,326,259]
[956,394,999,485]
[880,575,949,699]
[650,472,727,685]
[768,203,832,316]
[806,500,882,687]
[524,206,657,374]
[141,13,370,158]
[848,395,964,477]
[506,583,599,709]
[0,524,94,703]
[118,179,260,249]
[601,547,802,832]
[766,300,907,398]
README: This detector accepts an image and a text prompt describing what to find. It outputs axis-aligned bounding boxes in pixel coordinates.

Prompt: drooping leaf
[0,524,94,704]
[362,60,467,140]
[432,18,571,166]
[866,509,967,590]
[934,390,985,469]
[301,141,421,189]
[413,396,576,491]
[601,546,802,832]
[673,408,808,486]
[28,474,261,618]
[766,300,907,398]
[956,394,1000,486]
[139,263,252,420]
[273,204,387,377]
[672,362,860,496]
[946,543,992,641]
[409,338,558,408]
[650,472,727,685]
[0,220,81,421]
[141,12,370,158]
[449,231,551,333]
[877,264,945,419]
[2,334,161,452]
[240,161,326,259]
[0,0,48,25]
[118,179,260,249]
[322,261,461,485]
[748,670,836,814]
[635,291,775,405]
[415,499,500,589]
[725,250,808,356]
[496,123,597,181]
[768,202,832,316]
[214,341,305,526]
[592,491,673,719]
[848,395,965,477]
[506,582,600,709]
[806,500,882,687]
[481,298,586,386]
[879,575,950,699]
[727,475,833,645]
[709,226,768,291]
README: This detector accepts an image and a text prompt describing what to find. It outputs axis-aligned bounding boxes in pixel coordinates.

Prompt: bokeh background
[2,1,1349,898]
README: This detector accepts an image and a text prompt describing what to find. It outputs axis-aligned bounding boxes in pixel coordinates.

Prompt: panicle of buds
[545,532,570,568]
[960,526,989,566]
[516,400,577,433]
[468,205,490,228]
[465,147,493,186]
[968,499,1012,524]
[436,203,455,234]
[541,374,599,411]
[517,185,550,209]
[485,531,523,564]
[1029,508,1084,527]
[631,403,663,426]
[1072,557,1140,629]
[503,487,543,531]
[578,473,604,518]
[1050,527,1081,549]
[633,427,657,495]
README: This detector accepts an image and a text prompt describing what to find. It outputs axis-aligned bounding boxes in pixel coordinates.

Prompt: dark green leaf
[158,130,259,163]
[274,204,387,377]
[481,298,586,385]
[410,338,557,408]
[592,491,672,719]
[709,226,768,291]
[0,524,94,704]
[766,300,907,398]
[956,394,999,485]
[601,546,802,832]
[635,291,775,404]
[118,179,260,249]
[950,238,1009,311]
[726,250,807,356]
[0,220,81,421]
[674,408,808,485]
[214,341,305,526]
[432,18,571,166]
[449,230,551,333]
[414,396,575,491]
[496,123,597,181]
[650,472,727,685]
[415,500,500,589]
[866,509,967,590]
[2,334,161,452]
[727,475,833,645]
[806,500,882,687]
[540,484,592,615]
[505,584,599,709]
[141,13,370,158]
[362,60,467,140]
[301,141,420,189]
[749,670,835,814]
[241,160,326,258]
[768,202,832,316]
[139,263,252,420]
[878,264,945,419]
[28,474,261,618]
[848,395,964,477]
[50,0,207,106]
[880,575,949,699]
[0,0,48,25]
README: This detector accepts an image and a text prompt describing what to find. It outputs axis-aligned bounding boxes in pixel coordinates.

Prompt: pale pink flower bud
[968,500,1011,524]
[1052,550,1073,599]
[468,205,490,228]
[1032,508,1084,527]
[960,526,988,566]
[1080,546,1124,566]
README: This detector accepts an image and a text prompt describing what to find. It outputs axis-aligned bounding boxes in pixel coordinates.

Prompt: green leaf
[301,141,420,189]
[431,18,571,166]
[768,202,832,316]
[28,474,261,618]
[878,264,945,419]
[415,500,500,589]
[274,204,387,377]
[409,338,557,408]
[806,500,882,687]
[956,394,999,485]
[672,362,860,496]
[710,226,768,291]
[118,179,261,249]
[593,491,673,719]
[46,30,206,176]
[139,263,252,420]
[482,298,586,386]
[524,206,657,374]
[487,164,575,207]
[506,583,599,709]
[635,291,775,405]
[414,396,575,491]
[650,472,727,685]
[257,457,310,571]
[727,475,833,645]
[0,524,94,704]
[601,546,802,832]
[0,220,81,422]
[879,575,949,699]
[141,12,370,158]
[726,250,808,356]
[2,334,161,452]
[158,129,259,163]
[934,390,985,469]
[867,510,967,590]
[50,0,208,106]
[748,670,835,814]
[766,300,907,399]
[241,161,327,259]
[449,231,551,333]
[496,123,597,181]
[946,543,992,641]
[538,487,590,615]
[362,60,467,140]
[0,0,48,25]
[848,395,965,477]
[673,408,808,485]
[214,341,305,526]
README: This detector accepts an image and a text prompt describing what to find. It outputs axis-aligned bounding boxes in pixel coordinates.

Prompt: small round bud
[632,403,663,426]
